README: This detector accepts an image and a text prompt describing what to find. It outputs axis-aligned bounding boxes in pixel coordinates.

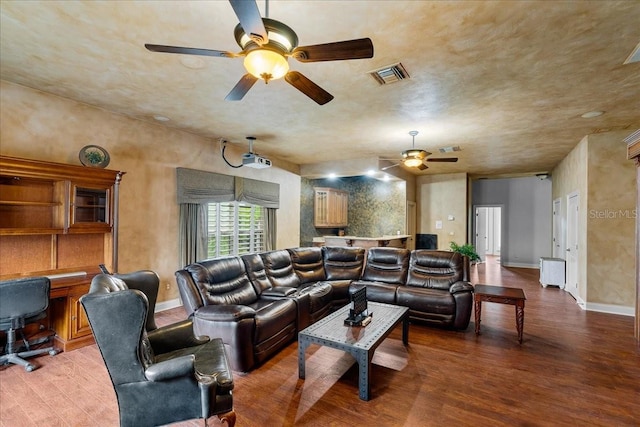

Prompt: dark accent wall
[300,176,406,247]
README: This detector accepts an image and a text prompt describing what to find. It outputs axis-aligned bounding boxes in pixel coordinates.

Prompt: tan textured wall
[552,136,588,302]
[416,173,468,250]
[0,81,301,303]
[586,131,636,306]
[553,131,636,309]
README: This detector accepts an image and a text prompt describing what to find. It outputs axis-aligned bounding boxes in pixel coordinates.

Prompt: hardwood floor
[1,256,639,426]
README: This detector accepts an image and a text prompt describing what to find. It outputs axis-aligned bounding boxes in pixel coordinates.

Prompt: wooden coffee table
[298,301,409,401]
[474,284,527,343]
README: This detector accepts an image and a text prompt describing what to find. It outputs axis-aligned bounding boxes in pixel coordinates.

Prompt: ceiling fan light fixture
[403,157,423,168]
[244,49,289,82]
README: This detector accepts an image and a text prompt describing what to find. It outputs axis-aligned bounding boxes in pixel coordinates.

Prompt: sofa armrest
[450,281,474,294]
[145,354,195,382]
[261,287,298,298]
[147,319,210,354]
[195,304,256,322]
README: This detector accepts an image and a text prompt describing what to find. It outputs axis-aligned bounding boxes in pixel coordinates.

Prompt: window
[207,202,264,257]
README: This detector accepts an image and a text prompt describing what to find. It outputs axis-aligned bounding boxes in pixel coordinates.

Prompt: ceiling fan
[382,131,459,171]
[144,0,374,105]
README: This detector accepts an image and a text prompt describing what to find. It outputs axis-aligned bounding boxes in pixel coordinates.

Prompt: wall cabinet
[0,155,124,351]
[314,187,348,228]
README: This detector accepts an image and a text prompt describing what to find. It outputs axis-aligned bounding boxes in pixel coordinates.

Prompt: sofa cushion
[183,257,258,306]
[260,250,301,288]
[350,280,397,304]
[288,247,326,284]
[250,298,297,344]
[396,286,456,315]
[241,253,272,294]
[361,247,410,285]
[298,282,333,316]
[322,246,365,281]
[407,250,468,291]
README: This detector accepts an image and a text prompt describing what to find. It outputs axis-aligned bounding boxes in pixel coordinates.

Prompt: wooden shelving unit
[0,155,124,351]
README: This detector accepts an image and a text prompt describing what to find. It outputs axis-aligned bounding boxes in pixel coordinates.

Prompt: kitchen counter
[323,235,410,249]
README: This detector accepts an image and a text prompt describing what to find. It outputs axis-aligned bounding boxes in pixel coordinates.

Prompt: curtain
[264,207,277,251]
[176,168,280,263]
[178,203,207,267]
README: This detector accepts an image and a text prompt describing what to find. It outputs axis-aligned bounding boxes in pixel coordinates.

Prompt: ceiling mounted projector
[242,153,271,168]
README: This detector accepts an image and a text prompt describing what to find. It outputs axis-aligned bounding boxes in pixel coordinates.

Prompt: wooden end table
[474,284,527,343]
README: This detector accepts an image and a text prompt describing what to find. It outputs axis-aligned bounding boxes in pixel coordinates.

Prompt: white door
[406,201,416,250]
[475,207,488,261]
[552,198,563,258]
[566,192,579,299]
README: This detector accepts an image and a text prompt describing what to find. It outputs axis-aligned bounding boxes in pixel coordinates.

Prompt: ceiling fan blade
[285,71,334,105]
[145,44,236,58]
[229,0,268,45]
[417,163,429,170]
[225,74,259,101]
[427,157,459,162]
[381,163,400,171]
[292,38,374,62]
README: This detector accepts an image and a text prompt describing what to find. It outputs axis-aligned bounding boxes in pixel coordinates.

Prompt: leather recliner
[397,250,474,329]
[175,256,298,372]
[321,246,365,308]
[350,247,410,304]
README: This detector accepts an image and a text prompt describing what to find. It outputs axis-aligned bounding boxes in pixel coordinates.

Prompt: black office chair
[0,277,58,372]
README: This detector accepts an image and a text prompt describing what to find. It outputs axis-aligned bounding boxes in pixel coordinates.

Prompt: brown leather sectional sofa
[175,246,473,372]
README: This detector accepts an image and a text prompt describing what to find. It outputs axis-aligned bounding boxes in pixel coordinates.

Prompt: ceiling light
[235,18,298,84]
[581,111,604,118]
[243,50,289,82]
[403,157,423,168]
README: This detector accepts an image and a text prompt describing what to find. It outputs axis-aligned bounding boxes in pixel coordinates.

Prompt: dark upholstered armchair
[81,273,235,427]
[175,256,297,372]
[0,277,58,371]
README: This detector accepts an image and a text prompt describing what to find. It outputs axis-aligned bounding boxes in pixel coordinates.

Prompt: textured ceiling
[1,1,639,177]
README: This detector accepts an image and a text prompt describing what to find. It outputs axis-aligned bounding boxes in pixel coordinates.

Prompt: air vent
[369,63,409,85]
[439,146,461,153]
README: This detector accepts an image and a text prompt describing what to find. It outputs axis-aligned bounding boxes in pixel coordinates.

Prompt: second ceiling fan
[383,131,459,171]
[145,0,374,105]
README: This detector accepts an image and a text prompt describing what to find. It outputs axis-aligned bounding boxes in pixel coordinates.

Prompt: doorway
[566,192,579,300]
[406,201,416,251]
[474,206,502,263]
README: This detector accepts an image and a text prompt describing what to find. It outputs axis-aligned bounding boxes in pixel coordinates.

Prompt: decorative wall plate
[79,145,110,168]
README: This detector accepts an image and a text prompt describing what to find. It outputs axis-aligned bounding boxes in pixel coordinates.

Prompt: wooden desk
[474,284,527,343]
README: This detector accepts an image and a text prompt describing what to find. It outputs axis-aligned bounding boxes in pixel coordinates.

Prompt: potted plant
[449,241,481,263]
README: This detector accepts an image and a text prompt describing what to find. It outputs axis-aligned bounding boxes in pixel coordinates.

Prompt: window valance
[176,168,235,204]
[235,176,280,209]
[176,167,279,208]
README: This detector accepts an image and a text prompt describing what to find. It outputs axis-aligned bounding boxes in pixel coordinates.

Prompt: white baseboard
[155,298,182,313]
[584,302,635,317]
[502,262,539,269]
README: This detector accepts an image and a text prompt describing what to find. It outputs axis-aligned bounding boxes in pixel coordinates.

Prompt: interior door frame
[566,191,580,300]
[406,201,416,251]
[552,197,564,259]
[473,204,504,263]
